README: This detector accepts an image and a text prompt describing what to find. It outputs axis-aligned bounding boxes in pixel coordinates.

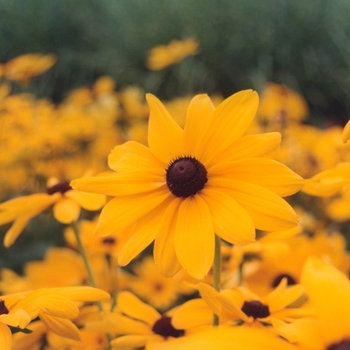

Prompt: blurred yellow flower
[72,90,304,279]
[274,257,350,350]
[3,53,57,85]
[0,178,106,248]
[146,38,199,70]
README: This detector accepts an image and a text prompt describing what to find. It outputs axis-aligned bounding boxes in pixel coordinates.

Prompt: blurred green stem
[213,234,221,326]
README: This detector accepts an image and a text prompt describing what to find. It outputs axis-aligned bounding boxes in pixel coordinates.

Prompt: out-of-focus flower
[0,177,106,247]
[146,38,199,70]
[343,119,350,143]
[3,53,57,85]
[258,83,309,126]
[128,256,196,311]
[72,90,304,279]
[5,286,110,341]
[274,257,350,350]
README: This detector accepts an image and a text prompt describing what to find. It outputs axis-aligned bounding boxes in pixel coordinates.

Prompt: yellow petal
[210,179,299,231]
[174,196,214,279]
[301,257,350,339]
[183,94,214,158]
[154,197,182,277]
[197,283,222,316]
[200,90,259,164]
[343,119,350,142]
[53,198,80,224]
[65,190,106,210]
[206,132,282,167]
[200,188,255,245]
[146,94,184,163]
[149,326,298,350]
[111,334,149,350]
[118,204,165,266]
[0,309,31,329]
[95,188,171,236]
[216,293,250,322]
[53,286,110,302]
[108,141,165,174]
[71,174,165,196]
[117,292,160,327]
[0,322,12,350]
[171,298,213,329]
[210,158,304,197]
[39,312,81,341]
[3,215,31,248]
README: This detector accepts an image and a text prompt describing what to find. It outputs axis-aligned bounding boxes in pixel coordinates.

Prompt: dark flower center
[328,340,350,350]
[101,237,116,245]
[241,300,270,319]
[47,181,72,195]
[166,156,207,198]
[0,300,9,315]
[152,316,184,338]
[271,273,297,288]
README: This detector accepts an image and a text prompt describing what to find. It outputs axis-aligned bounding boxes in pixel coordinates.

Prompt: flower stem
[71,221,98,288]
[71,221,112,349]
[212,234,221,326]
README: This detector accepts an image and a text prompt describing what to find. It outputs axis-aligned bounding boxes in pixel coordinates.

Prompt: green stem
[71,221,98,288]
[212,234,221,326]
[71,221,112,349]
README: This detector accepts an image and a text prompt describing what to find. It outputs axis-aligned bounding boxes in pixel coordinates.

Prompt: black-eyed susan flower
[274,257,350,350]
[0,178,106,248]
[71,90,304,279]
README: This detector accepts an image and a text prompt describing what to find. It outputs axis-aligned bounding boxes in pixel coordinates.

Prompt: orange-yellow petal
[111,334,150,350]
[108,141,165,174]
[200,90,259,165]
[183,94,214,157]
[65,190,106,211]
[343,119,350,143]
[210,158,304,197]
[200,188,255,245]
[174,196,214,279]
[210,179,299,231]
[39,312,81,341]
[146,94,184,163]
[171,298,213,329]
[53,198,80,224]
[0,322,12,350]
[95,188,171,236]
[153,197,182,277]
[117,292,160,327]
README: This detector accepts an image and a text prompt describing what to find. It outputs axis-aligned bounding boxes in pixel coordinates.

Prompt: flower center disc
[241,300,270,319]
[166,157,207,198]
[152,316,184,338]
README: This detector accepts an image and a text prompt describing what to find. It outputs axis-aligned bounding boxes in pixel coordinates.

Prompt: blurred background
[2,0,350,126]
[2,0,350,271]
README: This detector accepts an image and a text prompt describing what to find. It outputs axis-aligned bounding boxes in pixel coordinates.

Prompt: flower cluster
[1,51,350,350]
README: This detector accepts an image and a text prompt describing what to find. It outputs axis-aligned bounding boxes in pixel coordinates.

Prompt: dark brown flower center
[0,300,9,315]
[152,316,184,338]
[241,300,270,319]
[101,237,116,245]
[271,273,297,288]
[47,181,72,195]
[328,340,350,350]
[166,156,207,198]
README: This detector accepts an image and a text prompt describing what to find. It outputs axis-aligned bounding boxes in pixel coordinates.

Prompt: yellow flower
[258,83,309,126]
[0,178,106,247]
[0,298,31,350]
[4,286,110,341]
[71,90,304,279]
[4,53,57,85]
[146,38,199,70]
[274,257,350,350]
